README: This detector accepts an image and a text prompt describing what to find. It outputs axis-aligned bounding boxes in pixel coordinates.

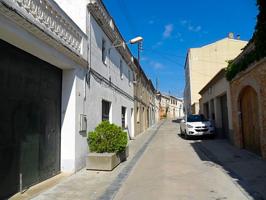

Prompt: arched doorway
[239,86,261,155]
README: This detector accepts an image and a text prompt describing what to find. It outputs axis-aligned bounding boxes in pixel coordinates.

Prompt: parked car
[180,114,215,139]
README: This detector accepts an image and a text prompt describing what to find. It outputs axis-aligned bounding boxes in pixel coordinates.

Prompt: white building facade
[0,0,89,198]
[159,94,184,119]
[0,0,138,198]
[86,0,136,138]
[169,96,184,119]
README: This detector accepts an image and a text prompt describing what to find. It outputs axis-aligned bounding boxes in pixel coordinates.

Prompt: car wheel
[180,127,183,135]
[184,131,189,140]
[209,134,215,139]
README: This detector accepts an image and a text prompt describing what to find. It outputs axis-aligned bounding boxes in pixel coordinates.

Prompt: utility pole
[156,77,159,91]
[137,41,143,63]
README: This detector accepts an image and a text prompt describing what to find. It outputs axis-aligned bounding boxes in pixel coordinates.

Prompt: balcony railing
[1,0,86,57]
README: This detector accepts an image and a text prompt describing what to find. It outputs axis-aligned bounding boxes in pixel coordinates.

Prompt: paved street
[27,119,266,200]
[114,120,250,200]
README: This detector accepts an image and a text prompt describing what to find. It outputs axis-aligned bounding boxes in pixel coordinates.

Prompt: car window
[187,115,208,122]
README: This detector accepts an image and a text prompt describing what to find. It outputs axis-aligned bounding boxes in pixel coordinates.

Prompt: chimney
[236,34,240,40]
[228,32,234,39]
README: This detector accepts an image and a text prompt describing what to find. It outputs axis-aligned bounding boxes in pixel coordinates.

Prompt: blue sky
[103,0,258,97]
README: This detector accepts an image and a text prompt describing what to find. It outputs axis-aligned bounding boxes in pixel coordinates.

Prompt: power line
[145,48,186,58]
[115,0,137,36]
[143,50,185,67]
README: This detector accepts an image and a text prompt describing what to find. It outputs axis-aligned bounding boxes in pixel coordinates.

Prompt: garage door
[0,39,62,199]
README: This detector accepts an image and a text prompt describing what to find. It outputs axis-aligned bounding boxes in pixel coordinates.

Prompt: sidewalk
[191,139,266,200]
[24,121,164,200]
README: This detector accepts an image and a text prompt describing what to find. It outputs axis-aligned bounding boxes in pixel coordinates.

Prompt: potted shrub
[86,121,129,171]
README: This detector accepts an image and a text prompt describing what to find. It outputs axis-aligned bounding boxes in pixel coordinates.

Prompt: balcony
[0,0,87,63]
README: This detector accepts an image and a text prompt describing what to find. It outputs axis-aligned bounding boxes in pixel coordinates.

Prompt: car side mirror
[181,119,185,123]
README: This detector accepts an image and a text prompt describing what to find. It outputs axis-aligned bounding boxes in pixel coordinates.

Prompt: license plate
[198,131,206,135]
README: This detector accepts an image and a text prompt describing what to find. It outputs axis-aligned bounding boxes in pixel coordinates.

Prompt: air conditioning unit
[80,114,87,132]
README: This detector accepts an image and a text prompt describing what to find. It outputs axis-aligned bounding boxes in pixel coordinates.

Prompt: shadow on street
[189,138,266,200]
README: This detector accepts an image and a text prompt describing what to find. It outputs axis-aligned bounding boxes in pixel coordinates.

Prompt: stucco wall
[86,15,134,138]
[184,38,247,114]
[133,68,156,136]
[230,59,266,158]
[53,0,88,33]
[0,12,89,172]
[200,75,234,141]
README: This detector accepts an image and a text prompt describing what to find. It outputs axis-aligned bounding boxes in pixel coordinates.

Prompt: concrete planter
[86,146,129,171]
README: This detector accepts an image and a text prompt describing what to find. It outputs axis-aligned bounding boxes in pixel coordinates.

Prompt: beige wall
[160,95,183,119]
[185,37,247,114]
[134,68,155,137]
[159,95,169,119]
[200,74,233,141]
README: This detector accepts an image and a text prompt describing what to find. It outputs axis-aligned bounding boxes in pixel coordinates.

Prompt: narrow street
[1,1,264,200]
[113,120,249,200]
[20,119,266,200]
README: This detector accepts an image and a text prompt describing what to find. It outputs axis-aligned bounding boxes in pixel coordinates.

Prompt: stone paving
[30,121,165,200]
[113,120,250,200]
[17,119,266,200]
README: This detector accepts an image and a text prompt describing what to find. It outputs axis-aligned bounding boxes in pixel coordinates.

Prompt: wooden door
[240,86,261,155]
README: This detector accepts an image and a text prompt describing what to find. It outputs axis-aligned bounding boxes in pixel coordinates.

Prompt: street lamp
[108,36,143,65]
[130,36,143,44]
[130,37,143,63]
[109,36,143,49]
[107,36,143,81]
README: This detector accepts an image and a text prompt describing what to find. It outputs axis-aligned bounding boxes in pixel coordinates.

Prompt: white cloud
[176,32,182,38]
[150,61,164,70]
[175,32,184,43]
[140,56,148,62]
[195,26,202,32]
[155,41,163,46]
[180,20,188,25]
[163,24,174,38]
[188,25,201,32]
[148,20,155,25]
[152,41,163,49]
[180,19,204,33]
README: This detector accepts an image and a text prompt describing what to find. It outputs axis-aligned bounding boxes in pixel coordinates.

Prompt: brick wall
[230,58,266,158]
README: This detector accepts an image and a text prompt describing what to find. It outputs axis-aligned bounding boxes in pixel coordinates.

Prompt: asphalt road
[114,120,249,200]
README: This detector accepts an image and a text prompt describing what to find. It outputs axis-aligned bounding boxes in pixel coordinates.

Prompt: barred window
[102,39,107,64]
[102,100,111,121]
[121,106,126,129]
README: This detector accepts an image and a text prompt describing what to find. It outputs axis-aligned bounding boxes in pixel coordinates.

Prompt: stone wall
[230,58,266,158]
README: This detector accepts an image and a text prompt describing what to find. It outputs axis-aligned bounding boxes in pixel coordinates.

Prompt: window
[120,59,123,79]
[128,69,131,86]
[121,106,126,129]
[137,107,140,123]
[203,102,209,119]
[102,100,111,121]
[187,114,208,122]
[133,72,137,83]
[102,39,107,64]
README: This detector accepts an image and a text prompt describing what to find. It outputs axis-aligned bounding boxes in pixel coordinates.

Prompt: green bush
[226,50,258,81]
[226,0,266,81]
[87,121,128,153]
